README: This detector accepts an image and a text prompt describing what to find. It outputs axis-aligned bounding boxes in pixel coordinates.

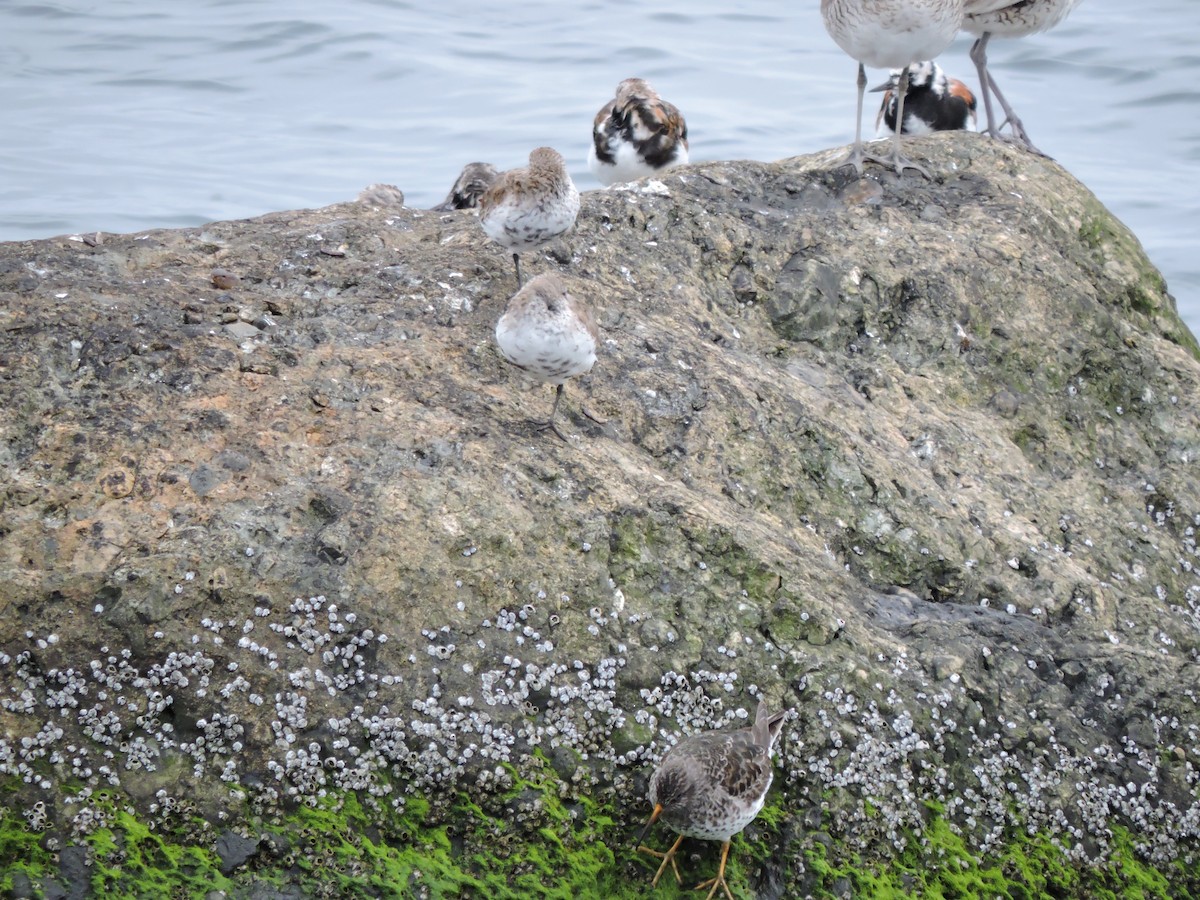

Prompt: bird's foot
[839,142,929,179]
[992,118,1048,157]
[891,154,931,178]
[532,419,571,442]
[867,147,931,178]
[836,143,868,176]
[694,872,736,900]
[637,844,683,887]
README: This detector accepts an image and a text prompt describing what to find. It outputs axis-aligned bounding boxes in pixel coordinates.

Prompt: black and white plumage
[962,0,1084,152]
[432,162,499,211]
[636,701,789,900]
[821,0,966,176]
[873,60,977,135]
[588,78,689,186]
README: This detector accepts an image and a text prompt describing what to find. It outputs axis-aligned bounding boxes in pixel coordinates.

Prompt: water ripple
[0,0,1196,333]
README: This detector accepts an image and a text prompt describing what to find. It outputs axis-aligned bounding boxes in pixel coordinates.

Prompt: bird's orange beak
[632,802,664,848]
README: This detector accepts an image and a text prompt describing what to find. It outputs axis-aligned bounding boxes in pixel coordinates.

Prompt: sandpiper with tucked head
[356,183,406,207]
[873,60,977,135]
[636,701,789,900]
[494,272,598,441]
[432,162,500,211]
[479,147,580,288]
[589,77,689,186]
[962,0,1083,153]
[821,0,965,175]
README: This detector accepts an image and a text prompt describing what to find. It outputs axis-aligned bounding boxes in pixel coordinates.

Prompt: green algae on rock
[0,134,1198,896]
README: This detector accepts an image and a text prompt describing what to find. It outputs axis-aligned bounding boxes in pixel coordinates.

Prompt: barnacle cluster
[1,491,1199,896]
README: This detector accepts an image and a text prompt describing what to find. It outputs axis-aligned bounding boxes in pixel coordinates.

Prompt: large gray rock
[0,134,1197,895]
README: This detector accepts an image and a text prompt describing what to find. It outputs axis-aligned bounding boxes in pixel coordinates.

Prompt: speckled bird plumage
[962,0,1082,37]
[588,78,689,186]
[479,147,579,287]
[494,272,597,440]
[875,60,977,135]
[638,701,788,900]
[821,0,965,69]
[821,0,966,175]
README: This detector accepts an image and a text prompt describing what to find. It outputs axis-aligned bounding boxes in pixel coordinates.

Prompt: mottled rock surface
[1,135,1198,896]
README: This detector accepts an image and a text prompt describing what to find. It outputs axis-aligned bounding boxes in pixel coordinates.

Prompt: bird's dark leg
[841,62,870,175]
[843,63,928,177]
[881,66,931,176]
[513,252,523,288]
[533,383,570,442]
[970,33,1045,154]
[984,68,1045,155]
[969,33,1003,138]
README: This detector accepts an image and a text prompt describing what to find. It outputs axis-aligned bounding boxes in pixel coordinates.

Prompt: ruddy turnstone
[821,0,965,175]
[962,0,1083,153]
[432,162,499,211]
[588,77,689,186]
[873,60,977,135]
[479,147,580,287]
[494,272,598,441]
[636,701,789,900]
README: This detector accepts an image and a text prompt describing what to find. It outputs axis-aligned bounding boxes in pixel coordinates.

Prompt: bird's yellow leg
[638,833,686,886]
[694,840,734,900]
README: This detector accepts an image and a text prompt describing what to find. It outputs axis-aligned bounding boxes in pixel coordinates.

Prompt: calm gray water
[2,1,1198,335]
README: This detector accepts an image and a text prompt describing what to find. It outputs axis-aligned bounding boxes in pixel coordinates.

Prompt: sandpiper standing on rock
[432,162,500,211]
[588,78,690,186]
[479,147,580,288]
[636,701,789,900]
[874,60,977,135]
[494,272,598,441]
[962,0,1083,154]
[821,0,965,175]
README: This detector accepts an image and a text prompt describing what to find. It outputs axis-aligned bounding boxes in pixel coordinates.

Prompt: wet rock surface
[0,134,1198,895]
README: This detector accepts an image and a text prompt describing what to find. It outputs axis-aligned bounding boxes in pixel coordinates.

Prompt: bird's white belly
[495,318,596,384]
